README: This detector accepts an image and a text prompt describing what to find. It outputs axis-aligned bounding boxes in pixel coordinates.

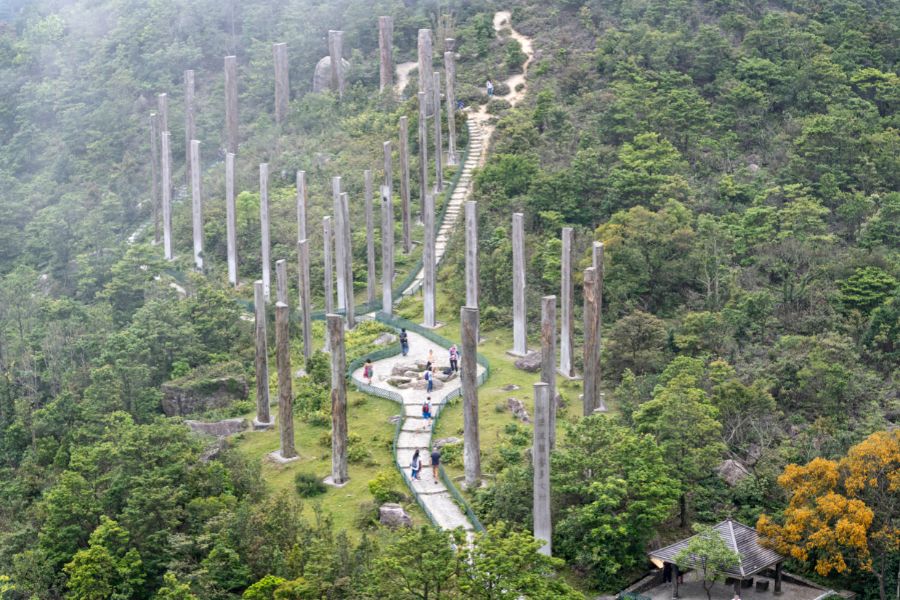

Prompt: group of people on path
[410,447,441,482]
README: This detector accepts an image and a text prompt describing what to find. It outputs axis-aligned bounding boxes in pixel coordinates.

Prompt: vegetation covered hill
[0,0,897,597]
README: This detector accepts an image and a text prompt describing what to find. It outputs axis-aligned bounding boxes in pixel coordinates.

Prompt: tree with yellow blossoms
[757,430,899,600]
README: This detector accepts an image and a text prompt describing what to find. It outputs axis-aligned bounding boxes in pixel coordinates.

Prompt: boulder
[312,56,350,94]
[435,370,458,382]
[502,384,521,391]
[391,362,419,376]
[374,332,398,346]
[513,351,542,373]
[379,503,412,528]
[403,370,420,378]
[185,418,247,437]
[387,376,412,387]
[717,459,751,487]
[161,362,249,417]
[433,436,461,450]
[506,398,530,423]
[200,438,228,463]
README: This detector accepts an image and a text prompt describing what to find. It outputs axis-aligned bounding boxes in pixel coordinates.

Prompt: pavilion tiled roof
[649,519,785,577]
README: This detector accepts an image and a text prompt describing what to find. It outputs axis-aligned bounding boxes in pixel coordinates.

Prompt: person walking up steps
[424,367,434,393]
[431,446,441,482]
[363,358,374,385]
[449,344,459,373]
[422,396,432,430]
[410,449,421,480]
[399,328,409,356]
[486,79,494,97]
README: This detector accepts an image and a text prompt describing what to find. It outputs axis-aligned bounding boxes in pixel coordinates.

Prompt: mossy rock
[161,361,249,417]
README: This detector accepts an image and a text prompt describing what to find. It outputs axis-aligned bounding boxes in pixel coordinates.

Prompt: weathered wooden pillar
[190,140,204,271]
[157,93,168,134]
[541,296,558,450]
[273,42,289,124]
[149,112,160,244]
[533,381,552,556]
[297,239,313,360]
[275,259,288,304]
[184,70,196,185]
[583,267,600,416]
[461,306,481,488]
[332,177,346,311]
[226,152,238,286]
[774,562,783,595]
[444,48,457,165]
[339,191,355,329]
[423,191,436,327]
[296,170,307,242]
[592,242,606,411]
[328,30,344,98]
[275,301,297,459]
[161,132,173,260]
[465,200,478,307]
[399,116,412,254]
[327,314,349,484]
[511,213,527,355]
[323,216,335,315]
[364,170,376,304]
[378,16,393,93]
[559,227,575,377]
[418,91,429,204]
[224,56,238,154]
[260,163,272,301]
[417,29,433,113]
[253,281,272,428]
[432,71,443,191]
[381,180,395,316]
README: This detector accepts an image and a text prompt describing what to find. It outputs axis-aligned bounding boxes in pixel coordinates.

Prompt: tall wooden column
[533,381,552,556]
[364,169,376,304]
[275,301,297,459]
[184,70,196,184]
[583,267,600,416]
[328,30,344,98]
[161,132,173,260]
[432,71,443,191]
[149,112,160,244]
[157,93,168,134]
[418,91,428,202]
[444,48,457,165]
[297,239,313,360]
[332,177,345,311]
[511,213,527,355]
[465,200,478,307]
[417,29,433,113]
[423,190,436,327]
[273,42,289,124]
[541,296,557,449]
[296,170,307,242]
[399,116,412,253]
[224,56,238,154]
[323,216,335,315]
[378,16,394,93]
[461,305,481,489]
[381,178,395,316]
[327,314,349,484]
[226,153,238,286]
[339,191,355,329]
[592,242,606,411]
[253,281,272,428]
[190,140,203,271]
[260,163,271,301]
[559,227,575,377]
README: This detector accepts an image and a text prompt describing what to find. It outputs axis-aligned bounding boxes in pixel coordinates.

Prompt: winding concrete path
[351,331,484,531]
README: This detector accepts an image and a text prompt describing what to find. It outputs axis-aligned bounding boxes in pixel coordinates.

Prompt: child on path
[411,449,421,480]
[422,397,432,430]
[449,345,459,372]
[363,358,373,385]
[399,328,409,356]
[431,447,441,482]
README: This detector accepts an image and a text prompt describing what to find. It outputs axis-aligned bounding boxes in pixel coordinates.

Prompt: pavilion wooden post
[275,301,297,459]
[323,216,335,315]
[444,48,457,165]
[541,296,558,450]
[260,163,271,301]
[297,240,313,360]
[592,242,606,411]
[418,92,428,212]
[774,562,783,595]
[190,140,204,271]
[381,181,395,316]
[417,29,434,113]
[511,213,527,355]
[149,112,160,244]
[339,191,355,329]
[253,281,272,429]
[465,200,478,307]
[225,153,238,286]
[275,259,288,305]
[378,16,394,94]
[461,305,481,489]
[423,191,436,327]
[559,227,575,377]
[161,132,173,260]
[327,314,349,484]
[399,116,412,253]
[432,71,443,191]
[332,177,345,311]
[273,42,289,124]
[364,169,376,304]
[533,381,552,556]
[224,56,238,154]
[296,170,307,241]
[583,266,600,415]
[184,70,196,185]
[328,30,344,98]
[157,93,168,135]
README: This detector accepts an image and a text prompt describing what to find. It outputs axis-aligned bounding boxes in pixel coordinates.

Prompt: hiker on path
[363,358,374,385]
[486,79,494,97]
[449,344,459,373]
[399,328,409,356]
[424,367,434,393]
[411,449,422,480]
[422,396,432,430]
[431,447,441,482]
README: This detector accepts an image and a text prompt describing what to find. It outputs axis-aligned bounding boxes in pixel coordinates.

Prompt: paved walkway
[351,331,484,531]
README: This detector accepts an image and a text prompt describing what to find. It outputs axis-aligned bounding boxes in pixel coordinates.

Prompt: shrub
[440,442,462,466]
[294,472,326,498]
[354,500,380,529]
[368,469,405,504]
